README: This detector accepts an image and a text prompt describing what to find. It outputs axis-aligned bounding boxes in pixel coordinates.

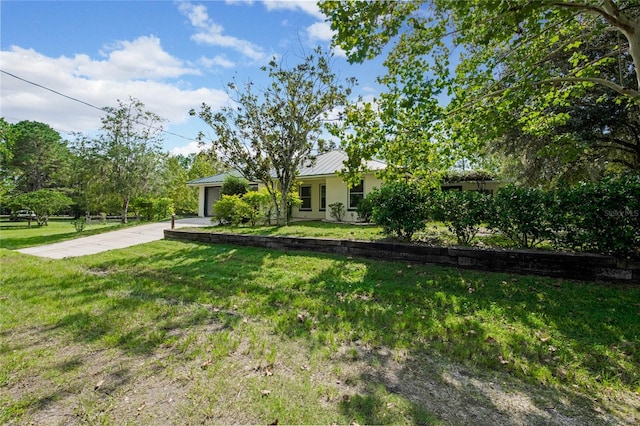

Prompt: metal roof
[298,150,386,177]
[186,150,386,186]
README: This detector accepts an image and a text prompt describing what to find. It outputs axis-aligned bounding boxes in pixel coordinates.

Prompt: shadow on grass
[3,240,639,424]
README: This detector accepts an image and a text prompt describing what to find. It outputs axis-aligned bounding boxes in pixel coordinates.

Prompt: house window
[348,180,364,210]
[319,184,326,211]
[299,185,312,211]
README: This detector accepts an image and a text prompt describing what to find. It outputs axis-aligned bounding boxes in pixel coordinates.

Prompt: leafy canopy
[191,47,355,225]
[320,1,640,180]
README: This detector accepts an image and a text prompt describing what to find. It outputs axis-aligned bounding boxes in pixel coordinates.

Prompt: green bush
[487,185,555,248]
[72,217,87,232]
[213,194,251,226]
[152,197,174,221]
[369,181,429,241]
[242,189,271,226]
[221,175,250,196]
[356,196,374,223]
[434,190,489,245]
[554,174,640,256]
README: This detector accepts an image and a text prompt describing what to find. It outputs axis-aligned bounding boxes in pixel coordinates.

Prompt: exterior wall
[291,178,328,221]
[323,173,383,223]
[197,186,205,217]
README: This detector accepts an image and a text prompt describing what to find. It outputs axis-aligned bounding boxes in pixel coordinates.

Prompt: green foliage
[72,217,87,232]
[221,175,250,197]
[487,186,555,249]
[132,196,174,221]
[2,120,71,193]
[320,1,640,181]
[553,174,640,256]
[368,181,429,241]
[191,46,355,225]
[328,202,346,222]
[213,194,251,226]
[152,197,174,221]
[434,191,488,245]
[355,196,374,223]
[242,189,271,226]
[80,97,165,223]
[12,189,73,226]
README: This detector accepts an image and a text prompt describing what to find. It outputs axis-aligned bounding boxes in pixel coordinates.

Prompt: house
[187,150,386,222]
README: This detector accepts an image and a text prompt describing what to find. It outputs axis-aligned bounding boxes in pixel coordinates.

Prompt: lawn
[1,227,639,424]
[0,218,134,250]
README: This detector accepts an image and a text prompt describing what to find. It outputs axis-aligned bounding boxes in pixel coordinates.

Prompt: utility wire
[0,69,198,142]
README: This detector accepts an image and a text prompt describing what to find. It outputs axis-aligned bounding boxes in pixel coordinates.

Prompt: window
[299,185,312,211]
[348,180,364,210]
[319,184,326,211]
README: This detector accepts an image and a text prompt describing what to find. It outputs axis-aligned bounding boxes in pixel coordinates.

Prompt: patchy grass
[1,234,639,424]
[0,219,138,250]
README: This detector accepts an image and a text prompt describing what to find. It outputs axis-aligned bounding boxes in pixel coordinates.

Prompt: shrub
[554,174,640,256]
[242,189,271,226]
[213,194,251,226]
[221,175,250,196]
[487,185,555,248]
[434,190,489,245]
[152,197,174,221]
[369,181,429,241]
[328,202,346,221]
[72,217,87,232]
[356,196,374,223]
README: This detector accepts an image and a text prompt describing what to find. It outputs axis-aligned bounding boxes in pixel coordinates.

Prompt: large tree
[320,0,640,181]
[191,47,355,225]
[86,97,165,223]
[1,120,70,193]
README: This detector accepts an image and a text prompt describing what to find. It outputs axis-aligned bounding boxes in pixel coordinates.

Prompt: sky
[0,0,385,156]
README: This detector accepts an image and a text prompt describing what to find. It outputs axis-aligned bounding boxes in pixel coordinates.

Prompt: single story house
[187,150,386,222]
[187,150,509,222]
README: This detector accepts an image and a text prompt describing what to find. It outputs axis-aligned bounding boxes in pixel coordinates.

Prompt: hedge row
[361,175,640,257]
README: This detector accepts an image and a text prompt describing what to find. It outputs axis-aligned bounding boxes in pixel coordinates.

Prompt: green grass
[1,226,639,424]
[0,218,138,250]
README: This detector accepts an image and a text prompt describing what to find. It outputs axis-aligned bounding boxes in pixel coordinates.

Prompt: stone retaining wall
[164,229,640,283]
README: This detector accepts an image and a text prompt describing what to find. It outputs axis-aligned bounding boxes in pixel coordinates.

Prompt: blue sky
[0,0,385,155]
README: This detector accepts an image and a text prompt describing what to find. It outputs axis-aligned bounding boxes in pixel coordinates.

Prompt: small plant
[72,217,87,232]
[328,202,346,222]
[99,212,107,224]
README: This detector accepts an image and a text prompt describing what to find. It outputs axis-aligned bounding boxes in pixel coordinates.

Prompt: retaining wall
[164,229,640,283]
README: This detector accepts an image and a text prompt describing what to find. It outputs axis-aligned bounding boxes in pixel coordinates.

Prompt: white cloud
[178,1,266,61]
[306,21,332,42]
[261,0,324,19]
[170,141,206,156]
[0,44,229,138]
[199,55,236,69]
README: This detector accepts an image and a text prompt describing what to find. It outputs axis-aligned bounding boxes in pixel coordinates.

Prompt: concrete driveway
[16,217,212,259]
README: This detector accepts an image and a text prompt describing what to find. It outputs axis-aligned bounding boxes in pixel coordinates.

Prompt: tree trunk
[121,198,129,224]
[279,192,288,226]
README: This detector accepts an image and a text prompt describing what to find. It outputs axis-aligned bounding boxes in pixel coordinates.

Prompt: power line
[0,69,199,143]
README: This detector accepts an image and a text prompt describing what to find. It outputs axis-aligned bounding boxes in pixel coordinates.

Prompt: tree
[191,47,355,225]
[12,189,72,226]
[87,97,165,223]
[2,120,70,193]
[319,1,640,180]
[0,118,16,205]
